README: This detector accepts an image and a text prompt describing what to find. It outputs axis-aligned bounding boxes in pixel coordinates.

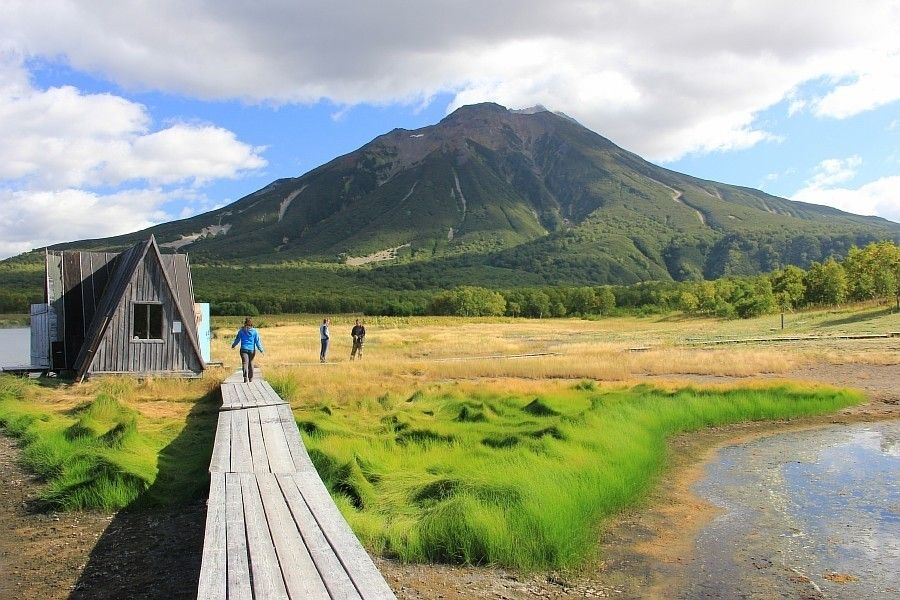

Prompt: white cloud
[813,54,900,118]
[0,56,266,187]
[105,124,267,185]
[792,157,900,223]
[793,175,900,223]
[0,188,170,257]
[0,54,267,258]
[804,156,863,188]
[2,1,898,161]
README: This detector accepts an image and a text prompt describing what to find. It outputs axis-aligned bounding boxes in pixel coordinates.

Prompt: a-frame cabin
[34,236,205,381]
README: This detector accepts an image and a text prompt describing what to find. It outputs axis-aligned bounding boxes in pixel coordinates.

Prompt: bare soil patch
[0,433,205,600]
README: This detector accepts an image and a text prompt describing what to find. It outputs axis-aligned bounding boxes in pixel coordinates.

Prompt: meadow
[1,304,895,569]
[283,382,859,568]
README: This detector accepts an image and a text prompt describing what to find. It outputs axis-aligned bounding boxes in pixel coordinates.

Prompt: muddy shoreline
[681,420,899,599]
[0,364,897,599]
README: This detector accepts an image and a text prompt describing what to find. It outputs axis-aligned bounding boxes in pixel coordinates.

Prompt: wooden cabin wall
[89,253,203,375]
[47,251,118,369]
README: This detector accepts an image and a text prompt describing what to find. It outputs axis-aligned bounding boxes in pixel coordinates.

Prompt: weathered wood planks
[198,372,396,600]
[224,473,252,600]
[196,473,226,600]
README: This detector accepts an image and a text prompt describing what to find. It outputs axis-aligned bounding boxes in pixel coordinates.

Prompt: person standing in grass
[232,317,263,383]
[350,319,366,360]
[319,317,330,363]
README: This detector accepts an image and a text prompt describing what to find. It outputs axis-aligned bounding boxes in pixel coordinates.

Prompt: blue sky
[1,1,898,258]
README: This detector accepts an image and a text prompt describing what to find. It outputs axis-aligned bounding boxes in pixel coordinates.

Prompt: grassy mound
[0,375,215,511]
[292,382,862,569]
[0,379,154,510]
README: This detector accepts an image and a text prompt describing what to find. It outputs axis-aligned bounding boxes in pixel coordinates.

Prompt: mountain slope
[51,103,900,283]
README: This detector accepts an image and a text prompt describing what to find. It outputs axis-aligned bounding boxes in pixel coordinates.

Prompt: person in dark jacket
[350,319,366,360]
[319,318,330,363]
[232,317,264,382]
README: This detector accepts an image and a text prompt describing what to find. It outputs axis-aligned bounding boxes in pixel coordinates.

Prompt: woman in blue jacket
[232,317,264,382]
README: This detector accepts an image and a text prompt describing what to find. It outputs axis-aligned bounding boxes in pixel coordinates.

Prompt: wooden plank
[228,383,243,408]
[236,381,286,409]
[239,474,290,599]
[259,405,295,474]
[244,383,261,407]
[196,473,227,600]
[225,473,252,600]
[224,368,266,386]
[209,412,232,473]
[260,379,281,402]
[220,383,237,409]
[282,474,396,599]
[224,370,246,384]
[230,410,253,473]
[248,407,270,473]
[231,383,247,408]
[277,474,362,600]
[276,404,319,474]
[248,381,273,406]
[239,383,256,408]
[256,473,331,599]
[62,251,85,368]
[232,383,246,408]
[30,304,51,368]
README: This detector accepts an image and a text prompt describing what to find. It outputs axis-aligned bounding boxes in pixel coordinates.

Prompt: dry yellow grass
[209,308,897,410]
[19,370,226,421]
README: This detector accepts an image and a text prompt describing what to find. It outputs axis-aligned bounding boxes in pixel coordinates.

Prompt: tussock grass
[292,381,862,569]
[0,374,217,511]
[0,380,154,510]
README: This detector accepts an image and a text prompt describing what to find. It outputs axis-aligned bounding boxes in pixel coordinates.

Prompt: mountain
[47,103,900,284]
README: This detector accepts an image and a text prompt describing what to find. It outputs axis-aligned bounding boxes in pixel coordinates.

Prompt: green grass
[0,376,216,511]
[292,382,862,569]
[0,313,29,327]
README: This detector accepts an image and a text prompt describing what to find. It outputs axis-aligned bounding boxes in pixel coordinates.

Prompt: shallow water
[0,328,29,367]
[682,421,899,599]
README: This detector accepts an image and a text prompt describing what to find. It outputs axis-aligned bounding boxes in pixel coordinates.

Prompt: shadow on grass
[817,306,895,329]
[69,390,219,600]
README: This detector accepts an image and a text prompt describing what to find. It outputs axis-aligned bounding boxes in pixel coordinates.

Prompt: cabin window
[133,303,163,340]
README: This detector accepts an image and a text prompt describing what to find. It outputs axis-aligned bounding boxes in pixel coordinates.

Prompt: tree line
[208,241,899,319]
[426,241,900,318]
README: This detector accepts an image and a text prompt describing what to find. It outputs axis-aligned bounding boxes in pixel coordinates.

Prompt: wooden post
[781,312,784,330]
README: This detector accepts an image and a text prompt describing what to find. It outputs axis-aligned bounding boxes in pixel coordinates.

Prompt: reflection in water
[0,328,29,367]
[683,421,900,599]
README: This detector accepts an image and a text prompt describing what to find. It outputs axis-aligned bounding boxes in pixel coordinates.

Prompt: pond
[681,421,899,599]
[0,328,30,368]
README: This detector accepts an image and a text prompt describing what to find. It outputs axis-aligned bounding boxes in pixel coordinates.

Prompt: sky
[1,0,898,259]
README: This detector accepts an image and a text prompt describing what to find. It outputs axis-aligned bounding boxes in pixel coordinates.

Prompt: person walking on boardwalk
[319,317,330,363]
[232,317,263,383]
[350,319,366,360]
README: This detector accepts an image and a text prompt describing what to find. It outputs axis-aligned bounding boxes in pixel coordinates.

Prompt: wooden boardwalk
[198,371,396,599]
